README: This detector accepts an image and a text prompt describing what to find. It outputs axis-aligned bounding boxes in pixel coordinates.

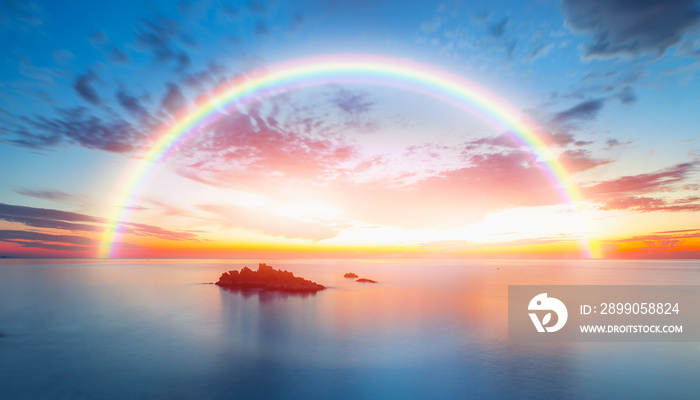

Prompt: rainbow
[99,54,593,258]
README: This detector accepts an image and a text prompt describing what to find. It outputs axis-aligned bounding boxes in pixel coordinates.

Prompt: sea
[0,259,698,399]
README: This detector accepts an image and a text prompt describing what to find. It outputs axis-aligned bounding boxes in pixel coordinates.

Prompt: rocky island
[356,278,377,283]
[215,263,326,292]
[343,272,359,278]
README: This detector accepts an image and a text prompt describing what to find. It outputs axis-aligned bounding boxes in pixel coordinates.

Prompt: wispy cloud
[73,70,102,105]
[14,107,145,153]
[585,162,698,196]
[0,203,201,246]
[14,189,81,203]
[134,15,192,70]
[553,99,605,124]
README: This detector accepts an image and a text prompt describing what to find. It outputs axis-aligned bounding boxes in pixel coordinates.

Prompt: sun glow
[99,54,595,258]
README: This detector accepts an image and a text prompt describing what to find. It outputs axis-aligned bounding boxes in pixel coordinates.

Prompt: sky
[0,0,699,259]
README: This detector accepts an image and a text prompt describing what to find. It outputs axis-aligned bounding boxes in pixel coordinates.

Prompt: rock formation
[343,272,359,278]
[215,263,326,292]
[356,278,377,283]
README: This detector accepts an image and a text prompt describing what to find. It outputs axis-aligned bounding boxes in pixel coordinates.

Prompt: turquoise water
[0,259,698,399]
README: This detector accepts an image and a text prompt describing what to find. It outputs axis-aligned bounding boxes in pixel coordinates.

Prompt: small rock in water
[356,278,377,283]
[215,263,326,292]
[343,272,359,278]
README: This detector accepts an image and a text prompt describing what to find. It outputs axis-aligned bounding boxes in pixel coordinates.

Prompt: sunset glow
[1,0,699,260]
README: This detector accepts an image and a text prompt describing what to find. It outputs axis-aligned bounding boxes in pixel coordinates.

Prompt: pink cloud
[585,162,697,196]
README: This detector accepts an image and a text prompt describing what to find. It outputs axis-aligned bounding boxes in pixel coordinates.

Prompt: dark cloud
[73,70,102,105]
[0,203,201,242]
[0,203,100,225]
[561,0,700,59]
[19,107,145,153]
[135,16,192,70]
[116,89,147,116]
[181,62,226,91]
[161,83,187,115]
[0,230,99,251]
[553,99,605,123]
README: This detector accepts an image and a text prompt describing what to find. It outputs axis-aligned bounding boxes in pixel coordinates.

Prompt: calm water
[0,259,698,399]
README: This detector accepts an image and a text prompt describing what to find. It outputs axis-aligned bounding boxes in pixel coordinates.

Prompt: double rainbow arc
[99,54,592,258]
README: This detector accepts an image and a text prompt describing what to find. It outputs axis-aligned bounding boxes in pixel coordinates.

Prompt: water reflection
[0,260,697,399]
[218,286,320,301]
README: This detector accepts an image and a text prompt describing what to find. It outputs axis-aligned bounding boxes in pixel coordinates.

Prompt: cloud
[602,229,700,258]
[161,83,187,115]
[170,98,611,230]
[616,86,637,104]
[559,149,611,173]
[585,162,698,196]
[465,130,583,150]
[475,17,518,59]
[116,89,148,116]
[134,16,191,70]
[553,99,605,124]
[181,62,227,91]
[17,107,145,153]
[597,195,700,212]
[325,149,604,229]
[331,89,374,116]
[561,0,700,59]
[0,230,101,252]
[526,43,554,62]
[174,101,358,182]
[605,138,633,149]
[14,189,80,203]
[0,203,200,242]
[88,30,130,64]
[73,70,102,105]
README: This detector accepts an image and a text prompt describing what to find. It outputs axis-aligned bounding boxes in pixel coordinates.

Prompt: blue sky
[1,0,699,258]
